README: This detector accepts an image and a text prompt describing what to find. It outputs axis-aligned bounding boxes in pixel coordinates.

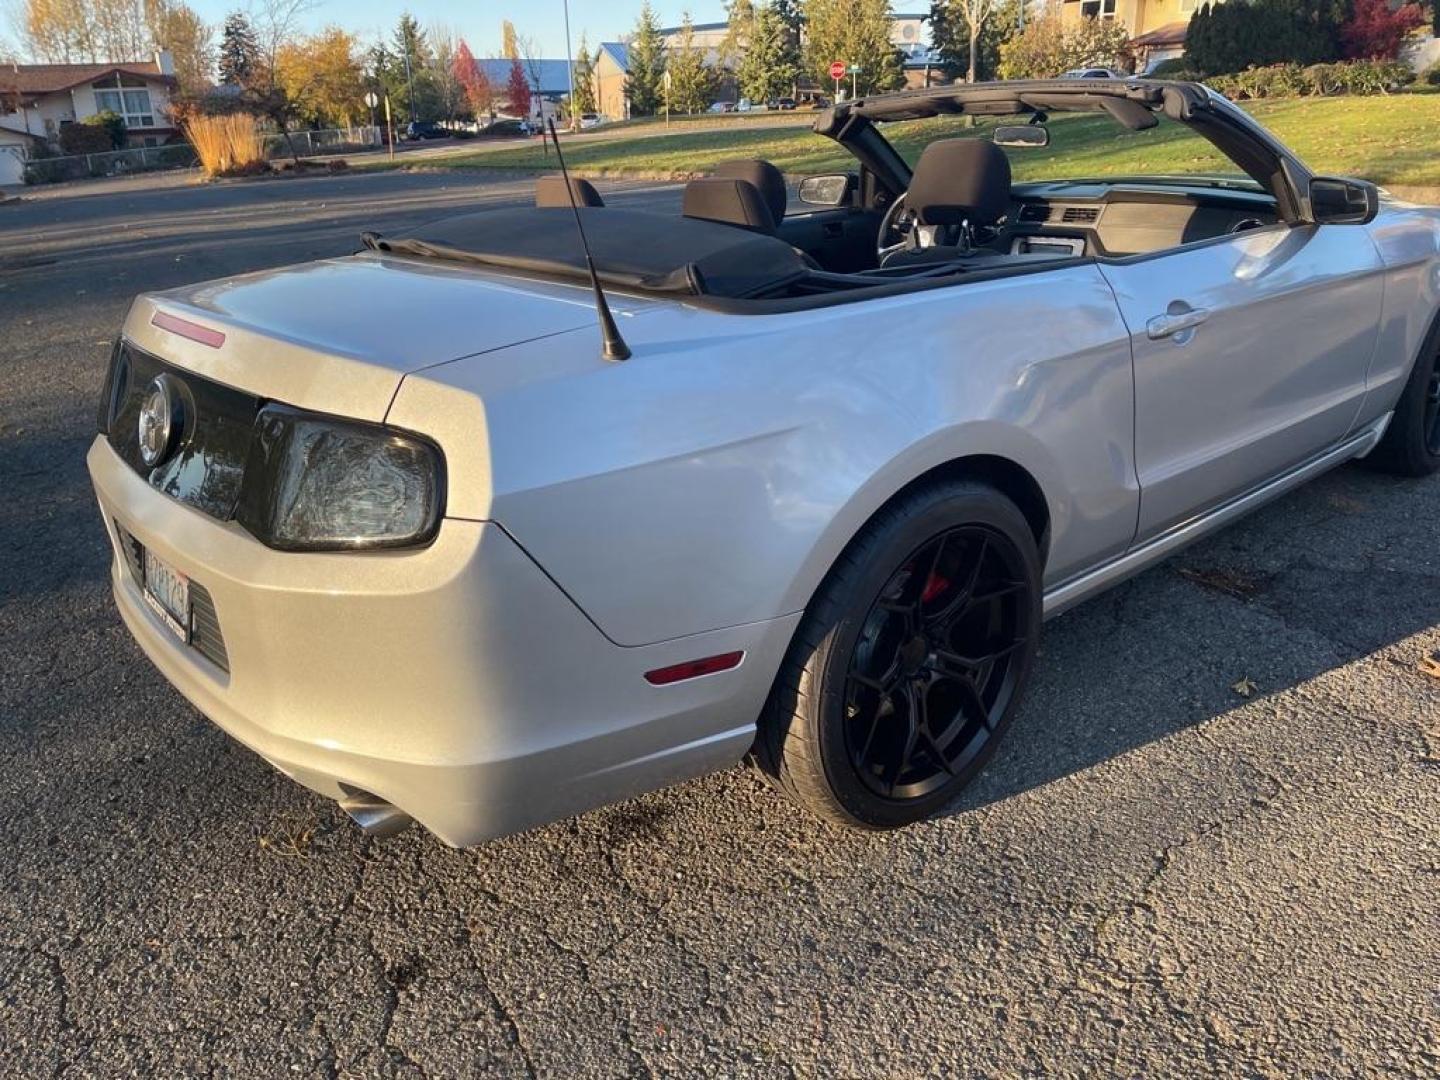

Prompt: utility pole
[562,0,578,131]
[402,41,416,122]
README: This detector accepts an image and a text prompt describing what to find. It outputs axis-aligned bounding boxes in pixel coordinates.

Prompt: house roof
[0,60,175,97]
[598,42,629,72]
[1130,22,1189,48]
[477,58,575,96]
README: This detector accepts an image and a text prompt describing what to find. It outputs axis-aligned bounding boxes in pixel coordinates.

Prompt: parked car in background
[1061,67,1125,79]
[481,118,533,138]
[579,113,604,129]
[709,101,737,113]
[775,98,797,110]
[402,121,450,141]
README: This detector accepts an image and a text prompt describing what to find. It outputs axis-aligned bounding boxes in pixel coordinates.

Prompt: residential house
[1059,0,1203,70]
[0,52,177,183]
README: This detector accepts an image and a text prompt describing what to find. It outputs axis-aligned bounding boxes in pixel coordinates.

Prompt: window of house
[93,86,155,128]
[1080,0,1118,16]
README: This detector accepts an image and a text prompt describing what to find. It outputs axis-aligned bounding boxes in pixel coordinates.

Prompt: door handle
[1146,305,1211,340]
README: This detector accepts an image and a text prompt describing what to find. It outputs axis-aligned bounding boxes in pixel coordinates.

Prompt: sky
[186,1,736,59]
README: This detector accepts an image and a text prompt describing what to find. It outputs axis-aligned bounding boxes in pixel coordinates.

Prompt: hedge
[1145,60,1416,99]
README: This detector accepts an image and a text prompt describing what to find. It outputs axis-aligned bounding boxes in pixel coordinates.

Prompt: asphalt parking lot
[1,171,1436,1077]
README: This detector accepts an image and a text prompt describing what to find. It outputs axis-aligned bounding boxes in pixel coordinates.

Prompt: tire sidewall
[810,484,1043,828]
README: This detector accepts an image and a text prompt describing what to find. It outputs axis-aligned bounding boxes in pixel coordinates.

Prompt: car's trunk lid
[124,252,638,421]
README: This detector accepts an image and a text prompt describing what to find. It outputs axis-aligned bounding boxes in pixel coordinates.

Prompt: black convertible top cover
[362,206,810,299]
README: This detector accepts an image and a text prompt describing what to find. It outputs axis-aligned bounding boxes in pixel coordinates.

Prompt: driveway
[0,170,1435,1077]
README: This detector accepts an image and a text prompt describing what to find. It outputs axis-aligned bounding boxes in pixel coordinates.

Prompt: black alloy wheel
[1369,329,1440,477]
[844,526,1030,801]
[755,480,1042,829]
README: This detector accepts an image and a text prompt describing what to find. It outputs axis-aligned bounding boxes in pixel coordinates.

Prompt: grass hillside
[380,94,1440,190]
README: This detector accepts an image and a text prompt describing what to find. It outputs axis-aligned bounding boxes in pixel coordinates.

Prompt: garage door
[0,146,25,185]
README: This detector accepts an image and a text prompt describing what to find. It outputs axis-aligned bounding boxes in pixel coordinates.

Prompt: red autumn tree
[1340,0,1425,60]
[454,39,493,119]
[506,56,532,119]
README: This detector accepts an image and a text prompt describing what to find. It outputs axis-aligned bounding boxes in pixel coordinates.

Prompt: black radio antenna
[546,118,630,362]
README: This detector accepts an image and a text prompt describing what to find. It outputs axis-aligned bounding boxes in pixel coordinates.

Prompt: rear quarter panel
[389,265,1139,646]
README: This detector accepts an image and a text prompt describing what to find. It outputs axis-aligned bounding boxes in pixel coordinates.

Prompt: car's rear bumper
[87,436,798,846]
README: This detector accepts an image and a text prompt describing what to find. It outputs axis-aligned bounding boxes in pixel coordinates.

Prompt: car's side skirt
[1041,412,1393,620]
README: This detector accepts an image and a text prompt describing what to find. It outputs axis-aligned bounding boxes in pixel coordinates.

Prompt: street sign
[848,65,863,74]
[363,92,378,108]
[829,60,846,81]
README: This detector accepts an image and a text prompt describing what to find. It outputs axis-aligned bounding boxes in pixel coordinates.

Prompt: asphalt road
[1,172,1436,1078]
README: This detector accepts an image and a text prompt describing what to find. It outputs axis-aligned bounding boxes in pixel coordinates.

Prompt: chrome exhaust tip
[338,790,413,839]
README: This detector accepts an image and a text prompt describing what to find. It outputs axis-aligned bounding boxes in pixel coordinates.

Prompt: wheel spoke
[915,716,956,777]
[957,677,994,731]
[883,685,922,795]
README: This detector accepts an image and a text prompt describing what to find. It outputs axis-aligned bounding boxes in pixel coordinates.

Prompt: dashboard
[1005,181,1280,258]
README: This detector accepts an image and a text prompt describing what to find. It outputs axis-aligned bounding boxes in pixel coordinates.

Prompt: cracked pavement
[1,171,1437,1077]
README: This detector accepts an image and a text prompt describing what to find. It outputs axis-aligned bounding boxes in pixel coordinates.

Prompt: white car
[88,79,1440,846]
[579,112,603,129]
[1061,67,1125,79]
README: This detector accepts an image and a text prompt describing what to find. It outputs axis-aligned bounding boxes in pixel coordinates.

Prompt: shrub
[1339,0,1426,61]
[1186,0,1348,76]
[1425,62,1440,87]
[183,113,268,177]
[1205,59,1414,99]
[58,122,114,156]
[83,109,128,149]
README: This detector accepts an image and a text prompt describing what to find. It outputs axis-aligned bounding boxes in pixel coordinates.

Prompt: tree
[501,19,520,61]
[737,4,798,103]
[428,23,462,121]
[506,56,531,117]
[275,26,363,128]
[719,0,757,67]
[1340,0,1425,60]
[1185,0,1349,76]
[997,13,1132,79]
[390,12,440,122]
[804,0,905,96]
[667,14,714,113]
[571,32,597,115]
[145,1,213,93]
[930,0,1021,83]
[217,12,259,87]
[21,0,210,75]
[626,0,668,115]
[454,39,493,120]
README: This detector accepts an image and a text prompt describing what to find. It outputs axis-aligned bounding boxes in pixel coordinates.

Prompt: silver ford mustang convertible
[89,80,1440,846]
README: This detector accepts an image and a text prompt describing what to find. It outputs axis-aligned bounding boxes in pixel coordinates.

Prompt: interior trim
[1041,412,1393,619]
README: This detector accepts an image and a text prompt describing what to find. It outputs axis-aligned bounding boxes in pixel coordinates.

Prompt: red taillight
[644,651,745,686]
[151,310,226,348]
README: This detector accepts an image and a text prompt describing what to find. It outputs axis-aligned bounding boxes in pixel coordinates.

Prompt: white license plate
[143,547,190,643]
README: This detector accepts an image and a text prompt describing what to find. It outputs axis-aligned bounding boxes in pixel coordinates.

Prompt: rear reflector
[644,651,744,686]
[151,310,226,348]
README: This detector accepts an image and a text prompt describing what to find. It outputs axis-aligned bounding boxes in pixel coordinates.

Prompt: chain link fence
[20,126,384,186]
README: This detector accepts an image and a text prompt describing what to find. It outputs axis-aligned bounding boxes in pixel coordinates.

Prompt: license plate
[143,547,190,643]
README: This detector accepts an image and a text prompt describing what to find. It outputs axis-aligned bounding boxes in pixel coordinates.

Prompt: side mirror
[993,124,1049,148]
[1308,176,1378,225]
[797,173,854,207]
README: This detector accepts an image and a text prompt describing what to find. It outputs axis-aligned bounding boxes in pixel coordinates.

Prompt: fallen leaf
[1418,656,1440,680]
[1231,676,1258,698]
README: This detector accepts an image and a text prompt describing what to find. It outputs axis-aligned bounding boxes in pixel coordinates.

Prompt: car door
[1099,222,1384,541]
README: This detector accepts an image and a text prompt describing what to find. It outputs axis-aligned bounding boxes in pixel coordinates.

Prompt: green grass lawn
[378,93,1440,191]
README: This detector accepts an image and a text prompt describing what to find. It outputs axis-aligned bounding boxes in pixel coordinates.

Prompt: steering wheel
[876,191,915,263]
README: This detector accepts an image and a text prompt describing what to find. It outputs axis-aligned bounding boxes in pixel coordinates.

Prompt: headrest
[713,159,787,222]
[907,139,1011,227]
[681,177,777,234]
[535,175,605,208]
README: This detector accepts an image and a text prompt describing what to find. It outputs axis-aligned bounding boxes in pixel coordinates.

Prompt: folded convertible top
[362,207,811,300]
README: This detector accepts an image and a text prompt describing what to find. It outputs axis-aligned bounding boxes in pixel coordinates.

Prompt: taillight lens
[236,405,444,551]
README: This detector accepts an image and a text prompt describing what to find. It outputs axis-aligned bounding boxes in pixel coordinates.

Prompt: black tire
[754,480,1042,829]
[1366,324,1440,477]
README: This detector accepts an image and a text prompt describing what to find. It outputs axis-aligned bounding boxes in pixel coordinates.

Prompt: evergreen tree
[626,1,668,115]
[389,13,441,122]
[668,15,716,113]
[571,32,597,115]
[738,4,799,102]
[1185,0,1349,75]
[217,11,259,88]
[805,0,904,95]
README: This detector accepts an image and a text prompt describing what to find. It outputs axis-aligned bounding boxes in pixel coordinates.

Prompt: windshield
[880,111,1258,188]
